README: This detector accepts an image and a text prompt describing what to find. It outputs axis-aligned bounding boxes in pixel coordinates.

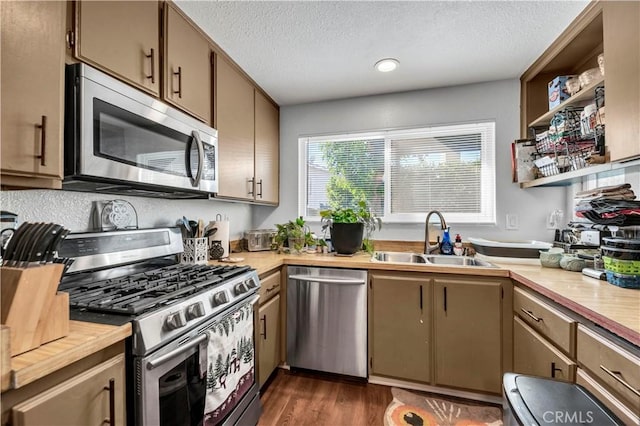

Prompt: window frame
[298,122,496,224]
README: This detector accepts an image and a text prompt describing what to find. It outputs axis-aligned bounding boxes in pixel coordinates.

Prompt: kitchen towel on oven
[203,296,258,426]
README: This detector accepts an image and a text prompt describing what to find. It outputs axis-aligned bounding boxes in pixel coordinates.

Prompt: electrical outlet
[506,214,519,230]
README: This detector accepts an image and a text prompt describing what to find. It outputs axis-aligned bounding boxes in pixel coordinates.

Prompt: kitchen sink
[371,251,495,268]
[372,252,428,264]
[423,254,495,267]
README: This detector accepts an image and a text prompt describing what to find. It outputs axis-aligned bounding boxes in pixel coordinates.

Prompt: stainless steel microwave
[64,63,218,198]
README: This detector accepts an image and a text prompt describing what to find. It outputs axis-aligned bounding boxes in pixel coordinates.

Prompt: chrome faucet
[424,210,447,254]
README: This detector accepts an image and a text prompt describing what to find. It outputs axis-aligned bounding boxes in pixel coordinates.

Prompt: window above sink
[298,122,496,224]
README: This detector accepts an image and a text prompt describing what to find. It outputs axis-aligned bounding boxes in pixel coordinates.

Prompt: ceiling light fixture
[374,58,399,73]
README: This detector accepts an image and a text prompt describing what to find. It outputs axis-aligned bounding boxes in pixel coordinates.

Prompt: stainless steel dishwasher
[287,266,367,378]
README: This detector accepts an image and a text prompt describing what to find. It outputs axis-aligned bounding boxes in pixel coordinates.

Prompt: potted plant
[274,217,311,254]
[320,200,382,255]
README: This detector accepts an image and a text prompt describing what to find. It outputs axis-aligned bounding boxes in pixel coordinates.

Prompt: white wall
[253,79,567,242]
[1,190,252,239]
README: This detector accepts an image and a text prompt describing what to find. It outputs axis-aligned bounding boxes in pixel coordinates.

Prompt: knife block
[0,264,67,356]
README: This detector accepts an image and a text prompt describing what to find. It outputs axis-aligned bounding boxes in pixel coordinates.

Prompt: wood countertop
[218,251,640,347]
[3,320,131,392]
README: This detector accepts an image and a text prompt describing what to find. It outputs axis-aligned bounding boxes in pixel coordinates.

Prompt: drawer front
[577,368,640,425]
[12,354,125,426]
[259,270,281,303]
[514,286,576,356]
[513,316,576,382]
[577,325,640,412]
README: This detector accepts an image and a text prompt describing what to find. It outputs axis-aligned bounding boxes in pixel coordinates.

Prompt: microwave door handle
[185,130,204,187]
[192,130,204,187]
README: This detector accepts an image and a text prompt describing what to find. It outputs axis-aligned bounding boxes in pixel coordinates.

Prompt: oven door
[137,295,260,426]
[71,63,218,194]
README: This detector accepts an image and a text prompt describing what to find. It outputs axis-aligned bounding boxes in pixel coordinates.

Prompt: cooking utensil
[182,216,192,238]
[204,227,218,238]
[197,219,204,238]
[14,222,45,267]
[188,220,198,238]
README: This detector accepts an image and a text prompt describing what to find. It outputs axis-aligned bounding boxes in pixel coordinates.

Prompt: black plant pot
[330,222,364,255]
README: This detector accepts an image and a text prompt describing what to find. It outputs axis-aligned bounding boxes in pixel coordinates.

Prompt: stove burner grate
[62,264,251,315]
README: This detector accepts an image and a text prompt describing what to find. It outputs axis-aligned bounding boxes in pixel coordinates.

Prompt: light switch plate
[506,214,519,230]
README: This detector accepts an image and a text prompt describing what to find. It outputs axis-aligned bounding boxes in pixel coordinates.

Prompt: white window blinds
[299,122,496,224]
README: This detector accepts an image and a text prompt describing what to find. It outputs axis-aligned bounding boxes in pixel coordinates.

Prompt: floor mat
[384,387,502,426]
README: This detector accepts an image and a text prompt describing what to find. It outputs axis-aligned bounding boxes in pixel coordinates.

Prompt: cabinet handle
[248,178,255,196]
[266,285,276,293]
[104,378,115,425]
[443,286,447,313]
[551,362,562,378]
[145,48,155,83]
[260,315,267,340]
[256,179,263,198]
[419,285,423,312]
[600,364,640,398]
[35,115,47,166]
[173,66,182,98]
[520,308,542,322]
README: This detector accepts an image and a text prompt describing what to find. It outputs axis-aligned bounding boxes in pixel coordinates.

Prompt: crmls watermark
[542,410,595,424]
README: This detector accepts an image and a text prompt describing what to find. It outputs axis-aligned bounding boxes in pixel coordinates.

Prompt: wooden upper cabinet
[254,90,280,204]
[433,277,503,393]
[602,0,640,162]
[215,55,256,200]
[163,3,212,124]
[1,0,65,188]
[75,1,160,96]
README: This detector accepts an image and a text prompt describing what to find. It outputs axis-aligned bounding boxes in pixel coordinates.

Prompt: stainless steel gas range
[57,227,261,426]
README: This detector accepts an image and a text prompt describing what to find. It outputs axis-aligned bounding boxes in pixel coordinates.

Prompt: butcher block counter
[1,321,131,392]
[224,251,640,347]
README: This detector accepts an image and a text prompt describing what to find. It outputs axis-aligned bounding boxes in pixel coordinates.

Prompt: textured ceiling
[175,1,590,106]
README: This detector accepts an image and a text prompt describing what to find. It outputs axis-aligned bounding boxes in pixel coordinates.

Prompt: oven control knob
[212,291,229,306]
[234,282,249,295]
[164,312,186,330]
[244,277,258,289]
[185,301,205,320]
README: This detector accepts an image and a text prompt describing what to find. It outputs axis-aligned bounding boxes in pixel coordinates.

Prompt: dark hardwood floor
[258,369,393,426]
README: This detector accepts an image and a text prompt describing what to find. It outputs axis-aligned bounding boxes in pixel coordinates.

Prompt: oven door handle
[185,130,204,188]
[147,333,208,370]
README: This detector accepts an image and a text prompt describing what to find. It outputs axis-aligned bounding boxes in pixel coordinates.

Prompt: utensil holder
[0,263,67,356]
[181,238,208,265]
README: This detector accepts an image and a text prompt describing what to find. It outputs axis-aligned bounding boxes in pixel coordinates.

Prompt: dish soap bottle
[453,234,464,256]
[440,228,453,255]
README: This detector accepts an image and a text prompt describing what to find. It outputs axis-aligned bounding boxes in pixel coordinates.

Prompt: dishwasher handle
[288,274,365,285]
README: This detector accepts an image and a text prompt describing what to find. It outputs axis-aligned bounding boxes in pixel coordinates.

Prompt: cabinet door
[370,273,431,382]
[433,278,502,393]
[76,1,159,96]
[514,316,576,382]
[603,1,640,162]
[12,354,126,426]
[258,294,280,387]
[215,56,255,200]
[254,90,280,204]
[1,1,65,187]
[164,4,212,123]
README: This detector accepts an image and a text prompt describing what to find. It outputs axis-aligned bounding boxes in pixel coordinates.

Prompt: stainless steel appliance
[64,63,218,199]
[286,266,367,378]
[243,229,276,252]
[58,228,261,426]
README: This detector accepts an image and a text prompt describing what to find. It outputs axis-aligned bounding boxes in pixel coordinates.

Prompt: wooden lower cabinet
[11,353,125,426]
[513,316,576,382]
[369,272,431,383]
[258,294,281,387]
[433,277,504,393]
[576,368,640,425]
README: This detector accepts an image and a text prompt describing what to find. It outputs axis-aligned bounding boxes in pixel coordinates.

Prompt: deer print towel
[203,296,258,426]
